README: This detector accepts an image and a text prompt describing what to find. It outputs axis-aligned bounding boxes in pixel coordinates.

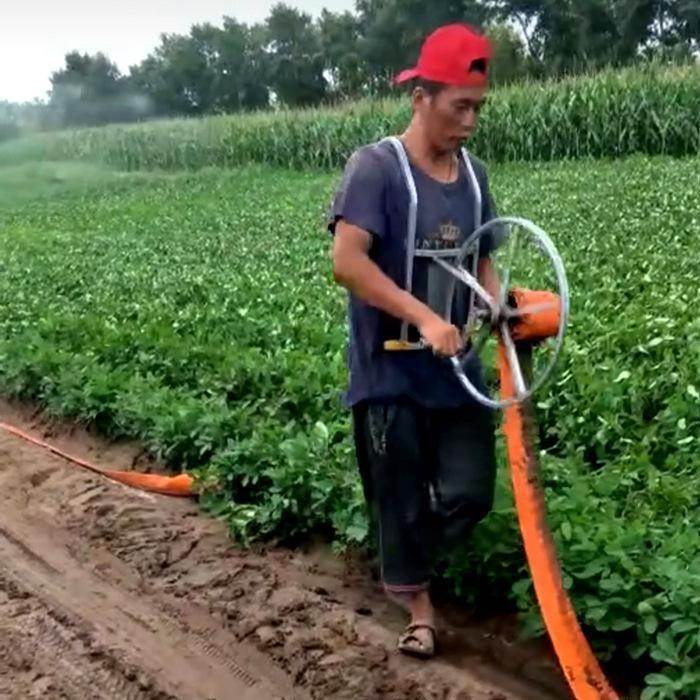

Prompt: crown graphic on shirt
[439,221,460,242]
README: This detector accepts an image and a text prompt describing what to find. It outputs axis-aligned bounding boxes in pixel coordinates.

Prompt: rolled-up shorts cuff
[383,581,430,593]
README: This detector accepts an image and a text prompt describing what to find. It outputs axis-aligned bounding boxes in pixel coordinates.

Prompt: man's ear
[411,86,428,111]
[410,88,421,112]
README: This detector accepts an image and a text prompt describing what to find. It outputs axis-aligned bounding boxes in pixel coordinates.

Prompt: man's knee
[436,488,494,541]
[444,491,493,521]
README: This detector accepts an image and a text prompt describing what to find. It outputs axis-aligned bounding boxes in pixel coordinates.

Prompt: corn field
[2,63,700,171]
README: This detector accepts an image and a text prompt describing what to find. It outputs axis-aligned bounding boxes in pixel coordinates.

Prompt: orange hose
[0,420,194,497]
[498,344,618,699]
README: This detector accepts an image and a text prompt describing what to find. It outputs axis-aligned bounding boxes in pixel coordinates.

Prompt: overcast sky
[1,0,356,103]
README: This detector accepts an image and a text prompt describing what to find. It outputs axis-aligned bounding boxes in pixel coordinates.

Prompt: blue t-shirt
[328,139,501,409]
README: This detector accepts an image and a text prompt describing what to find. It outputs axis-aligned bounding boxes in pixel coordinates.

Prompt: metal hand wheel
[440,216,570,410]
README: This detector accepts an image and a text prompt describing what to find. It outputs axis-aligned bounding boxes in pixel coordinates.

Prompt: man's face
[414,84,488,153]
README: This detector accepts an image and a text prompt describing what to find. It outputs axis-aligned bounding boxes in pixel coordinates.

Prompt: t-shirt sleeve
[327,146,387,239]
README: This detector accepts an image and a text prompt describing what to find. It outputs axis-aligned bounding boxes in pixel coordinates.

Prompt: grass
[0,161,125,208]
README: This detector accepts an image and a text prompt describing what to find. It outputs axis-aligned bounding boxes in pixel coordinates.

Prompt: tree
[356,0,495,94]
[485,23,529,84]
[0,102,21,142]
[647,0,700,56]
[36,0,695,129]
[319,10,366,99]
[215,18,270,111]
[491,0,676,75]
[266,4,327,107]
[49,51,145,127]
[130,21,271,117]
[130,31,217,116]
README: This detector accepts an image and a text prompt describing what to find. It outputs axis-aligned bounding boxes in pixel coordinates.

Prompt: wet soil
[0,398,571,700]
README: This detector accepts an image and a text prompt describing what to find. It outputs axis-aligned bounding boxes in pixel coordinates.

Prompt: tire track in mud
[0,576,171,700]
[0,406,569,700]
[0,504,295,700]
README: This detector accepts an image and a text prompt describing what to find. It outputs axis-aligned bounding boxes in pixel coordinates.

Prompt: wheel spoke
[499,226,519,305]
[500,322,528,399]
[505,301,558,319]
[434,258,499,318]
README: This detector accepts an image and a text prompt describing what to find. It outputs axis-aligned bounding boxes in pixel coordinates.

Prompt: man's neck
[400,123,458,181]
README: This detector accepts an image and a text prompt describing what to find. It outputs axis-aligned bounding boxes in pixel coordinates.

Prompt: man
[328,23,502,659]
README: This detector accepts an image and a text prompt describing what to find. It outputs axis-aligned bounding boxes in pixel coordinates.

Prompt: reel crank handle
[384,338,473,357]
[383,339,427,351]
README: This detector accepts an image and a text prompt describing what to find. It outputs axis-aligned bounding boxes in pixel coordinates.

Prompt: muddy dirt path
[0,400,571,700]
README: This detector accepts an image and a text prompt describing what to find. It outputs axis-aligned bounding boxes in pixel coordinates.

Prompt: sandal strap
[398,623,436,656]
[404,622,436,634]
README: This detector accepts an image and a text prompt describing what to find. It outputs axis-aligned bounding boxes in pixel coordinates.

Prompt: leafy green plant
[0,154,698,697]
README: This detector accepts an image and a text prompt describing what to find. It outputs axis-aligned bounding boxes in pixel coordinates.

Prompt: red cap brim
[393,66,489,88]
[394,68,419,85]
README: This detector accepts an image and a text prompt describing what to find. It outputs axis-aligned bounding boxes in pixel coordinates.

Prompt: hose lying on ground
[0,420,194,497]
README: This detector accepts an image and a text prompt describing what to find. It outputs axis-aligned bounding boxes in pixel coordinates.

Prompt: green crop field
[1,151,698,698]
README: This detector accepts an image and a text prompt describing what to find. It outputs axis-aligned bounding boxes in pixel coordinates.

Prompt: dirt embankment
[0,399,570,700]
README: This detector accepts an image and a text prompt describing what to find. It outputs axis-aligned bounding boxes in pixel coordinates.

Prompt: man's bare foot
[386,588,437,657]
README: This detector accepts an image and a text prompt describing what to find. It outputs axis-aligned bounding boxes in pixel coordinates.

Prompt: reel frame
[441,216,570,410]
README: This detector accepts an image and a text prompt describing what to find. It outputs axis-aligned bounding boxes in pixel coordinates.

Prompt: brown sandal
[397,622,437,659]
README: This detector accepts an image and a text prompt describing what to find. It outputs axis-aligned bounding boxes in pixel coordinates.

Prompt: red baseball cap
[394,23,492,87]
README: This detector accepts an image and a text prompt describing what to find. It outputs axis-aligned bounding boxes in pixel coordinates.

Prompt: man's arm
[332,220,464,356]
[478,256,502,307]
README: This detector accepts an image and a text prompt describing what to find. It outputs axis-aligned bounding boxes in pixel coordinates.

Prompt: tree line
[2,0,699,135]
